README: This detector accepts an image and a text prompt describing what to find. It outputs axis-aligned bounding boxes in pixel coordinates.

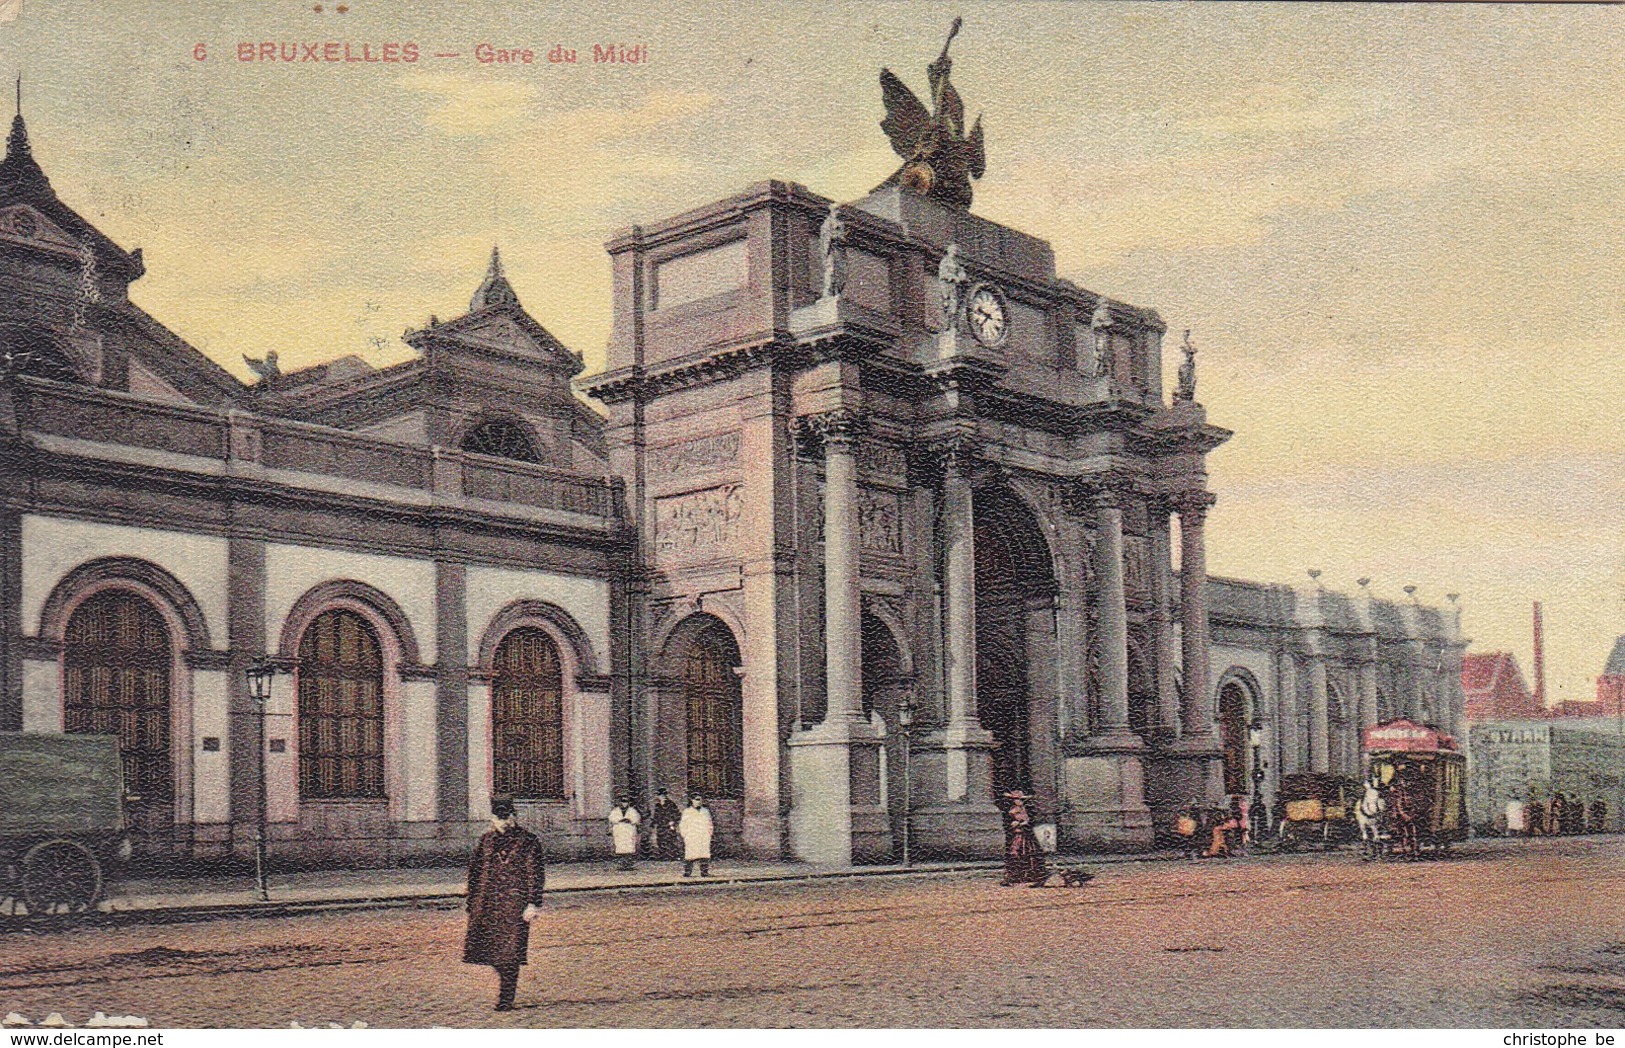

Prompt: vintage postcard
[0,0,1621,1034]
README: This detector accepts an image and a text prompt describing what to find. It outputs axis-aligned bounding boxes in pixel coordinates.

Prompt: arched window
[63,590,172,827]
[685,620,742,800]
[461,417,539,463]
[1218,680,1250,796]
[297,609,385,800]
[491,627,564,799]
[0,324,80,383]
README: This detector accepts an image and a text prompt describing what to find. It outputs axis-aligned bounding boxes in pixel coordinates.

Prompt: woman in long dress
[1001,791,1048,887]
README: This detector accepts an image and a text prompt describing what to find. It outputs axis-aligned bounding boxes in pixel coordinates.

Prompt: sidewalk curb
[0,850,1189,931]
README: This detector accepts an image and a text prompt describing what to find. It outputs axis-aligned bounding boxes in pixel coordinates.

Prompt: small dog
[1051,865,1096,888]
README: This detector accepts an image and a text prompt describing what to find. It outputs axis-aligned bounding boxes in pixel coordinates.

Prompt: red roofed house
[1463,652,1540,721]
[1547,637,1625,721]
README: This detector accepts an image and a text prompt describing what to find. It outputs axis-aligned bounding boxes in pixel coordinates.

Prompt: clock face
[966,284,1007,346]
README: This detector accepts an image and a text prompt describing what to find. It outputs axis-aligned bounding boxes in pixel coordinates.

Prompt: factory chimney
[1533,601,1547,711]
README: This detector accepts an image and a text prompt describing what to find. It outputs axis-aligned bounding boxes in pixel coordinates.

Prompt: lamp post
[245,656,279,902]
[1248,719,1269,841]
[898,697,915,867]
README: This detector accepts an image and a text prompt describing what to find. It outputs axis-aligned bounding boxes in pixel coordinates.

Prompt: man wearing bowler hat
[463,795,546,1011]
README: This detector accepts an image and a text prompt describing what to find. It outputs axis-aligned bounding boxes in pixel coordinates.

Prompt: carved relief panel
[653,484,744,559]
[859,488,903,556]
[1123,535,1150,601]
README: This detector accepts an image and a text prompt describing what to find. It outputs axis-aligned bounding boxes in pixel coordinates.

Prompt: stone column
[1307,651,1331,773]
[824,418,863,724]
[1148,503,1181,738]
[942,449,978,738]
[1059,476,1152,852]
[1092,483,1132,738]
[905,436,1000,858]
[786,410,889,865]
[1177,494,1215,743]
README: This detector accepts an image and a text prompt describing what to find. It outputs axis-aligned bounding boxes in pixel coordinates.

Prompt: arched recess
[475,599,600,679]
[40,557,210,850]
[973,483,1058,797]
[459,413,543,464]
[38,556,214,650]
[63,590,177,845]
[468,599,604,820]
[0,323,82,383]
[276,579,422,668]
[650,613,743,806]
[1215,667,1265,798]
[277,580,420,822]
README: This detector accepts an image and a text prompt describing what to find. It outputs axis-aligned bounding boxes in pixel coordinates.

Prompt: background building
[1467,720,1624,834]
[1463,651,1540,721]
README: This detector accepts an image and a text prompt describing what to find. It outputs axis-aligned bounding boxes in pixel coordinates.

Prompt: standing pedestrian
[678,794,714,878]
[650,787,683,861]
[609,796,641,871]
[1000,791,1048,886]
[463,795,546,1012]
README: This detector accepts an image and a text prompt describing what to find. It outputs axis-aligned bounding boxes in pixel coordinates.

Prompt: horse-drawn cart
[1275,773,1361,851]
[1362,719,1468,859]
[0,733,131,916]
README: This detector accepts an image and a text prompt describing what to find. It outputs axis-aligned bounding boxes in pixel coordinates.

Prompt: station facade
[0,101,1465,866]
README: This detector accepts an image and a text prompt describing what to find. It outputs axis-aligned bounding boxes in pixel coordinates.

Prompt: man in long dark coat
[650,787,683,861]
[464,795,546,1011]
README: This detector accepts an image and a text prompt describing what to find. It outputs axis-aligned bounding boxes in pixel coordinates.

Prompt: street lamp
[898,697,915,867]
[245,656,279,902]
[1248,719,1269,841]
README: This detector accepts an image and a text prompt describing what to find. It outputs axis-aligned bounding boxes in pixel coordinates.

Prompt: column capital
[1170,490,1217,522]
[791,409,866,456]
[912,431,983,481]
[1068,470,1137,513]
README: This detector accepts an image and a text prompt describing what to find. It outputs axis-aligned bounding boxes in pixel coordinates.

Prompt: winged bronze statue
[877,18,985,210]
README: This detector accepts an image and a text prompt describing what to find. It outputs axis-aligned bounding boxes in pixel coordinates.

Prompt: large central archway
[973,485,1058,799]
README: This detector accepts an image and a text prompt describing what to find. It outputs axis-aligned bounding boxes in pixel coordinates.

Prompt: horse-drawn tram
[1361,718,1469,859]
[0,733,132,916]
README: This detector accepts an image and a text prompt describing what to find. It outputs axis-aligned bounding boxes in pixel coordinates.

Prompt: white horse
[1356,778,1387,860]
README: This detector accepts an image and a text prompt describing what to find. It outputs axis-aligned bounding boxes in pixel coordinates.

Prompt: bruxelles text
[220,42,649,64]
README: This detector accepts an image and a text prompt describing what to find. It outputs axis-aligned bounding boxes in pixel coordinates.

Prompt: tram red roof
[1362,718,1459,753]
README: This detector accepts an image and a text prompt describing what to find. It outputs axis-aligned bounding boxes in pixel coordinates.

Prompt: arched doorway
[491,627,565,800]
[297,609,385,800]
[683,618,743,802]
[1217,678,1250,797]
[63,590,173,844]
[973,486,1057,797]
[861,610,909,857]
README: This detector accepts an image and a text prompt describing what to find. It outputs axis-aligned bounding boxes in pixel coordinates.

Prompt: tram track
[0,857,1609,994]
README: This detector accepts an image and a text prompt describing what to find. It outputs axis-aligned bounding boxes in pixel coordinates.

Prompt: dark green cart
[0,733,131,916]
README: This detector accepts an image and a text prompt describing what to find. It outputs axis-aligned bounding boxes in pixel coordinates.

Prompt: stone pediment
[423,303,583,374]
[0,204,79,255]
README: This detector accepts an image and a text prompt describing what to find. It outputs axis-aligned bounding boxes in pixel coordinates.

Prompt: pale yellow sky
[5,2,1622,705]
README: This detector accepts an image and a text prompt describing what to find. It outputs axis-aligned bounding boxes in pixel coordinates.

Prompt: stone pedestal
[907,726,1004,858]
[1059,746,1154,853]
[787,718,889,865]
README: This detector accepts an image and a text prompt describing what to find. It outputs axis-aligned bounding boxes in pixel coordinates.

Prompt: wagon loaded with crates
[0,733,132,916]
[1275,772,1362,850]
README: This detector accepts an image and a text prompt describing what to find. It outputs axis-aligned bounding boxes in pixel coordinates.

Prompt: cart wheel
[21,840,103,916]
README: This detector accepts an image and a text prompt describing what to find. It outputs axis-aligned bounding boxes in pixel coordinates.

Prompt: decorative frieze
[649,431,739,478]
[654,484,744,556]
[857,440,908,483]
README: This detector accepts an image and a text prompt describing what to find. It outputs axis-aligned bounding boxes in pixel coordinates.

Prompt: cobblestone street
[2,836,1622,1028]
